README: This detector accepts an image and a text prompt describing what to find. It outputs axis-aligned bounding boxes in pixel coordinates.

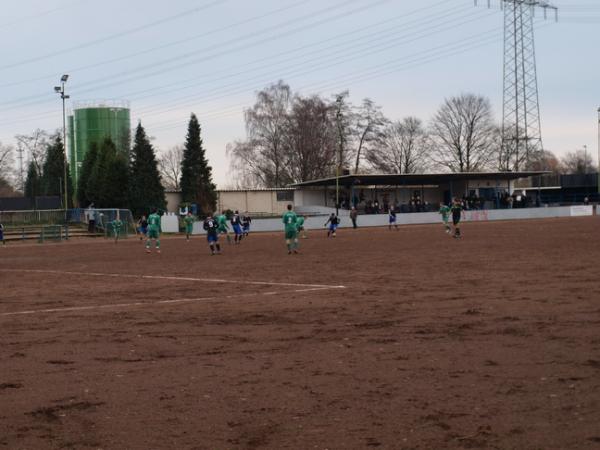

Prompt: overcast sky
[1,0,598,187]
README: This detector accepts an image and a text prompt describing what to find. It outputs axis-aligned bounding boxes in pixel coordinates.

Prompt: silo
[69,101,131,192]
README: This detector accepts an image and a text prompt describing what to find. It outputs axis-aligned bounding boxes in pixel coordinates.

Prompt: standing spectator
[350,207,358,229]
[86,203,96,233]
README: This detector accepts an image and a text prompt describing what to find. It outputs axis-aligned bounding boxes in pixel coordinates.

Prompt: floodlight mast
[54,75,70,213]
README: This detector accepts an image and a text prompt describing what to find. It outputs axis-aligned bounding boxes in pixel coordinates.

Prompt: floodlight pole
[55,75,69,212]
[597,107,600,195]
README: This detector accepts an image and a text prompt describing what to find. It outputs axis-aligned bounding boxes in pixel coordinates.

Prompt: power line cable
[0,0,227,71]
[0,0,313,89]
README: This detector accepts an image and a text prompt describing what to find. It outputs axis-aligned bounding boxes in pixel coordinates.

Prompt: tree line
[227,80,594,188]
[17,113,216,217]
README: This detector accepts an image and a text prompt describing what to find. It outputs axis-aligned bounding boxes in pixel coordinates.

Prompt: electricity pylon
[476,0,557,171]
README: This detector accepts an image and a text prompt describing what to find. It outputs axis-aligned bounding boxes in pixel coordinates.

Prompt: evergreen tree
[87,138,128,208]
[77,142,99,206]
[180,114,217,214]
[40,135,73,206]
[128,122,166,216]
[24,161,41,200]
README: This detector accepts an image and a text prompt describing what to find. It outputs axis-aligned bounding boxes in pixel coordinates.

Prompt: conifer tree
[40,135,73,207]
[180,114,216,214]
[24,161,41,200]
[128,122,166,216]
[87,138,128,208]
[77,142,99,206]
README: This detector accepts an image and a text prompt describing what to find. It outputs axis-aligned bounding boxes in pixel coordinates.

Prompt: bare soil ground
[1,217,600,449]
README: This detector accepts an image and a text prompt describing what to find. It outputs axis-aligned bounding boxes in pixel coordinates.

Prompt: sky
[1,0,599,188]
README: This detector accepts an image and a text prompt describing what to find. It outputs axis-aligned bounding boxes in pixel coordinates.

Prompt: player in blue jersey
[241,212,252,237]
[388,206,399,231]
[324,213,339,238]
[230,210,243,244]
[203,213,221,255]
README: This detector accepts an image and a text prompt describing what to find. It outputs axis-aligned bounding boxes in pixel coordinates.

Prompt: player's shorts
[452,215,461,226]
[147,228,160,239]
[442,216,449,224]
[138,226,147,235]
[0,230,3,240]
[186,226,193,234]
[297,226,304,231]
[285,228,297,240]
[207,233,218,243]
[242,224,250,232]
[232,224,242,235]
[329,224,338,232]
[389,216,396,224]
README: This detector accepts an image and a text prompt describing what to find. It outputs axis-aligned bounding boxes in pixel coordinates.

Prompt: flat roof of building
[290,172,550,188]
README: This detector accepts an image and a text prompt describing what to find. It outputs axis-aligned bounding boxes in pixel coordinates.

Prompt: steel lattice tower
[477,0,557,171]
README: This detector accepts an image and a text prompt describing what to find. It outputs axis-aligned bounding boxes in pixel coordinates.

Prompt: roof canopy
[290,172,549,188]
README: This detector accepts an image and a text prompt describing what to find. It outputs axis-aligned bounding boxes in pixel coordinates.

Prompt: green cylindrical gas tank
[70,101,131,193]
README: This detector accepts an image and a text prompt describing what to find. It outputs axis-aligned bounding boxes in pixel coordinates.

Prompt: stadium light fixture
[61,74,69,82]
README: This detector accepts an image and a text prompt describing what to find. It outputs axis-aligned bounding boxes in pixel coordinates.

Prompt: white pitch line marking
[0,269,346,289]
[0,287,335,317]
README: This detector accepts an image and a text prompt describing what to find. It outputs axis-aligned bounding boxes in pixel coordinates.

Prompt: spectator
[350,207,358,229]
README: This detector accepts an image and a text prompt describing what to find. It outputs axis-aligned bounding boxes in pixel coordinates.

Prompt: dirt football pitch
[1,217,600,449]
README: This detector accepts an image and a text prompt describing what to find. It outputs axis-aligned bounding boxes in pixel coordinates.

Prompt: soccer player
[203,213,221,255]
[450,198,464,239]
[137,215,148,241]
[324,213,339,238]
[241,212,252,237]
[388,206,398,231]
[230,210,243,244]
[296,214,307,239]
[112,216,123,244]
[184,211,195,241]
[145,208,161,253]
[216,211,231,244]
[438,202,451,234]
[282,204,299,254]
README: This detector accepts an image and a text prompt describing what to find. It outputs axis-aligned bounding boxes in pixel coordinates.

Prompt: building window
[276,191,294,202]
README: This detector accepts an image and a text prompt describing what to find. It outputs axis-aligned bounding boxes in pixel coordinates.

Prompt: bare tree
[240,80,293,187]
[560,149,594,174]
[525,149,561,173]
[158,144,184,190]
[286,95,337,183]
[430,94,498,173]
[353,98,388,173]
[367,117,429,174]
[15,129,50,173]
[0,141,15,181]
[331,91,354,173]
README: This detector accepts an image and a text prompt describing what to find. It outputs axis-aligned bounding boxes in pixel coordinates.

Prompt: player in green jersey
[183,212,195,241]
[112,216,123,244]
[282,204,299,254]
[450,198,464,239]
[216,211,231,244]
[296,215,307,239]
[438,202,451,234]
[146,208,162,253]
